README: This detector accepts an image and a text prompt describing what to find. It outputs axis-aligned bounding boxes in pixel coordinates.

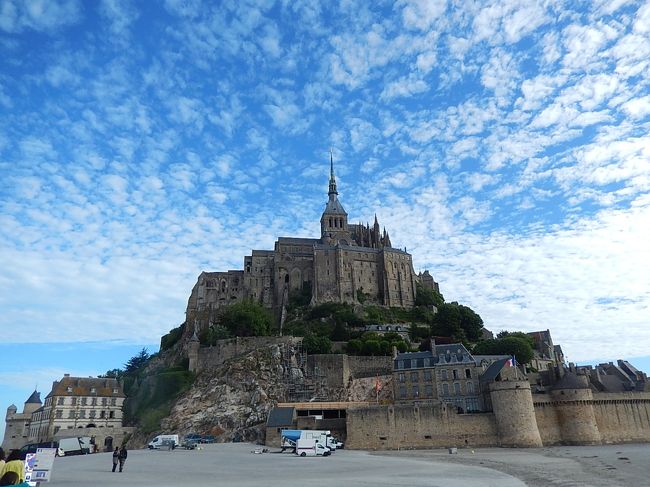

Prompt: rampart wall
[346,403,498,450]
[196,336,300,371]
[348,355,393,379]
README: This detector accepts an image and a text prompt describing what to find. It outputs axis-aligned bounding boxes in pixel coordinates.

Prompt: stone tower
[188,323,201,373]
[489,379,543,447]
[320,152,351,245]
[549,371,601,445]
[2,390,41,451]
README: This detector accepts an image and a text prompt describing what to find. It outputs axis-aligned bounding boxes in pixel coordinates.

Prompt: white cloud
[380,75,428,100]
[621,95,650,119]
[400,0,447,31]
[0,0,81,33]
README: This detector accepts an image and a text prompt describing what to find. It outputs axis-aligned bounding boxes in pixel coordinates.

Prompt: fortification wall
[592,392,650,444]
[308,354,350,388]
[196,336,300,371]
[348,356,392,379]
[533,397,563,445]
[489,380,542,447]
[346,403,498,450]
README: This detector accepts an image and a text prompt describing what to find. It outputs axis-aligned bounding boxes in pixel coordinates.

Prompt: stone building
[393,341,509,412]
[2,391,41,451]
[27,374,126,444]
[185,157,438,336]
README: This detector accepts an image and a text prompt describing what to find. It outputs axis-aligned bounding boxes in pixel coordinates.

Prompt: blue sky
[1,0,649,439]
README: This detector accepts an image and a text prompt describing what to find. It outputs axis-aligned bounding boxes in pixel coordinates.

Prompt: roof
[25,390,42,404]
[551,372,589,390]
[479,358,510,383]
[48,376,126,398]
[394,344,475,367]
[266,407,295,427]
[323,197,347,215]
[277,237,320,245]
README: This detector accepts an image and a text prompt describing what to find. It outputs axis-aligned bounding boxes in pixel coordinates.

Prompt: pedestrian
[0,450,24,483]
[118,446,128,472]
[0,447,5,473]
[111,447,119,472]
[0,470,30,486]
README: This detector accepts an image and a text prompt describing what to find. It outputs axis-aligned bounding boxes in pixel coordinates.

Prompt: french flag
[505,356,516,367]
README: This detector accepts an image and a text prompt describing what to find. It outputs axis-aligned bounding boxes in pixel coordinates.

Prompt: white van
[59,437,91,456]
[295,438,330,457]
[148,434,180,449]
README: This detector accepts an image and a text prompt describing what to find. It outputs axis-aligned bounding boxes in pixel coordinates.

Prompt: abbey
[186,157,438,329]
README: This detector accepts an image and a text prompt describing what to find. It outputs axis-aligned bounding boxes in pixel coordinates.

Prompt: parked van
[295,438,330,457]
[59,437,91,456]
[148,434,180,449]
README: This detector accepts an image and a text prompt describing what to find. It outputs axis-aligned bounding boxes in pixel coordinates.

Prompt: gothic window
[221,281,226,292]
[329,217,333,227]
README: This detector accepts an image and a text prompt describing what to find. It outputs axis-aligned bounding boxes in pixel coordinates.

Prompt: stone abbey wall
[348,355,393,379]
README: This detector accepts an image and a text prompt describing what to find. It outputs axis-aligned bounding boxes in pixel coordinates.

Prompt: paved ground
[43,443,649,487]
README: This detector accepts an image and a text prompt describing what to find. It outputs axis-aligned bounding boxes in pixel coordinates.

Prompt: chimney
[391,346,398,359]
[429,338,436,356]
[64,373,70,377]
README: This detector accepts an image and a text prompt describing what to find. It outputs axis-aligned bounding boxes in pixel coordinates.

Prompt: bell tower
[320,151,351,245]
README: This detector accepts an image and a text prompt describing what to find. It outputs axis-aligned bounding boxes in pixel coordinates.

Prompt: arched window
[329,217,333,227]
[221,280,226,292]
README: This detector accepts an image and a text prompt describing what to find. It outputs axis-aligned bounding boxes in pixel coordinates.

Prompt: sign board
[25,448,56,485]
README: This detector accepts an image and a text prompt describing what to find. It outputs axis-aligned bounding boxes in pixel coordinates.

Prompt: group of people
[0,448,29,486]
[111,445,128,472]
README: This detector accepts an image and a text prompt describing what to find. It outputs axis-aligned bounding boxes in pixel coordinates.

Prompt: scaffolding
[281,341,327,402]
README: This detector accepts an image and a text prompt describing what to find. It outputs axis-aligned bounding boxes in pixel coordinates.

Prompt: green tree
[415,283,445,308]
[496,330,535,348]
[432,302,484,341]
[362,339,381,356]
[219,300,273,337]
[473,336,534,365]
[302,334,332,354]
[124,348,150,374]
[346,339,363,354]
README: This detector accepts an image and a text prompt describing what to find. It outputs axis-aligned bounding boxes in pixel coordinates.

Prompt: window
[71,397,77,406]
[452,369,459,379]
[465,368,472,379]
[424,384,433,397]
[81,398,87,406]
[441,370,448,381]
[79,410,86,418]
[109,411,115,419]
[442,383,449,395]
[404,359,411,369]
[91,398,97,406]
[398,373,405,383]
[410,372,418,382]
[89,411,96,418]
[399,385,407,398]
[68,410,75,419]
[412,385,419,397]
[90,387,96,393]
[66,386,72,392]
[467,382,474,394]
[111,398,116,406]
[102,398,107,406]
[57,397,65,405]
[424,358,430,367]
[100,411,105,419]
[424,370,432,381]
[454,383,462,395]
[55,410,62,419]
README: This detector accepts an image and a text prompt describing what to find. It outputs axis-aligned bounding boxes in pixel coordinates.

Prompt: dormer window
[66,386,72,392]
[113,388,119,394]
[90,387,96,394]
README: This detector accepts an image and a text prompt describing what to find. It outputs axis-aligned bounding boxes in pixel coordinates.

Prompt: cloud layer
[0,0,649,362]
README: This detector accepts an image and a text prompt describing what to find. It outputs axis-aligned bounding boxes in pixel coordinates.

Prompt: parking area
[45,442,526,487]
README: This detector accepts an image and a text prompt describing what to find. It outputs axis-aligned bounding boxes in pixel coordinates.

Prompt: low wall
[346,403,498,450]
[54,426,135,452]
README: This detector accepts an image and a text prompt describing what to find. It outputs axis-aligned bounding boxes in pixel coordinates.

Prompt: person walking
[111,447,119,472]
[0,450,24,483]
[118,446,128,472]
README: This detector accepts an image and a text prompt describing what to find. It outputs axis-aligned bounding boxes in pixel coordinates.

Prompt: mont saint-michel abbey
[186,158,438,326]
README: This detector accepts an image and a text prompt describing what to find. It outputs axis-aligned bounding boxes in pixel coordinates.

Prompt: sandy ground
[374,443,650,487]
[41,443,649,486]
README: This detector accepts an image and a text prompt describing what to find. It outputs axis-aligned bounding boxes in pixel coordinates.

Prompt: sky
[1,0,649,440]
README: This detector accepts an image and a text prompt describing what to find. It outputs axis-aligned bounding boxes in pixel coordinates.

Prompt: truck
[58,437,91,456]
[295,438,331,457]
[280,429,334,454]
[148,434,180,450]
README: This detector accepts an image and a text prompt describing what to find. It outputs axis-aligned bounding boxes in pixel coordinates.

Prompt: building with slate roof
[184,156,439,338]
[392,340,510,412]
[2,391,41,451]
[27,374,125,444]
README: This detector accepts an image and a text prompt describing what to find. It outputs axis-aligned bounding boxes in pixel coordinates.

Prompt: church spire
[328,148,338,199]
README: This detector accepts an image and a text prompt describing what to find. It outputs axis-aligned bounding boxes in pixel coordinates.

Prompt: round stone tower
[550,372,601,445]
[489,379,543,447]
